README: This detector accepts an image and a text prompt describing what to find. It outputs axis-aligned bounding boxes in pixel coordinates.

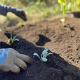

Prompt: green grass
[0,0,80,28]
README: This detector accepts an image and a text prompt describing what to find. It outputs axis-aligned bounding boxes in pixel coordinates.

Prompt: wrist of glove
[0,48,33,73]
[7,6,27,21]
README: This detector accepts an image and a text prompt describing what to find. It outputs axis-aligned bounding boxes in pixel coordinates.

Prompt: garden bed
[0,17,80,80]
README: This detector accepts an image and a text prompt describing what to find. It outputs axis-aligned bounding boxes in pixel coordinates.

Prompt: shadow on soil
[36,34,51,46]
[0,34,80,80]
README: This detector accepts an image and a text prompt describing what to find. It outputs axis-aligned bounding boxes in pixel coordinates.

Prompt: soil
[1,16,80,80]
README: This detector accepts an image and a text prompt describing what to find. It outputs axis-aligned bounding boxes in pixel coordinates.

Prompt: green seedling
[33,47,53,62]
[58,0,67,26]
[8,30,22,44]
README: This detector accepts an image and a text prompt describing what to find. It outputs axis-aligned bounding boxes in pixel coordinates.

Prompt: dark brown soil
[0,17,80,80]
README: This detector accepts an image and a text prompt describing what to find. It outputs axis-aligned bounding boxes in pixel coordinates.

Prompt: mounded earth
[0,16,80,80]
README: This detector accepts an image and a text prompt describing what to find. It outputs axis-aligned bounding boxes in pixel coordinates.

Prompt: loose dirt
[0,17,80,80]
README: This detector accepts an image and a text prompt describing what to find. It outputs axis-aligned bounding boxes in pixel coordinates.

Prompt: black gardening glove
[11,8,27,21]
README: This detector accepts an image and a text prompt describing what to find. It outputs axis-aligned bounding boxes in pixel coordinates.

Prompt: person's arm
[0,5,7,16]
[0,4,27,21]
[0,5,29,73]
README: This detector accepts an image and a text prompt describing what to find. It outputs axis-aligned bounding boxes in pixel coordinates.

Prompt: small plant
[8,30,22,44]
[58,0,67,26]
[33,47,53,62]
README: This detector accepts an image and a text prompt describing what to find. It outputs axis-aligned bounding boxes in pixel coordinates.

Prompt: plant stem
[63,14,65,26]
[11,30,12,40]
[63,6,65,26]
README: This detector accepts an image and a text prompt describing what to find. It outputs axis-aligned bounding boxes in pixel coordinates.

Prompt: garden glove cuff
[0,48,33,73]
[7,7,27,21]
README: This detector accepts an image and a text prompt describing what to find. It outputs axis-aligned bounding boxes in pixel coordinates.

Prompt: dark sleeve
[0,5,7,16]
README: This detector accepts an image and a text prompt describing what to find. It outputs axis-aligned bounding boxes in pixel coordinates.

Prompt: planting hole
[70,27,75,31]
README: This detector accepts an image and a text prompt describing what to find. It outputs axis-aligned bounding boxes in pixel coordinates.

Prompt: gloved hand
[0,48,32,73]
[11,8,27,21]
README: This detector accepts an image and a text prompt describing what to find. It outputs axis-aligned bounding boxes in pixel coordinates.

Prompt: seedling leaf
[41,57,47,62]
[47,53,53,56]
[14,39,19,41]
[33,53,40,58]
[42,50,48,58]
[58,0,66,5]
[44,47,49,51]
